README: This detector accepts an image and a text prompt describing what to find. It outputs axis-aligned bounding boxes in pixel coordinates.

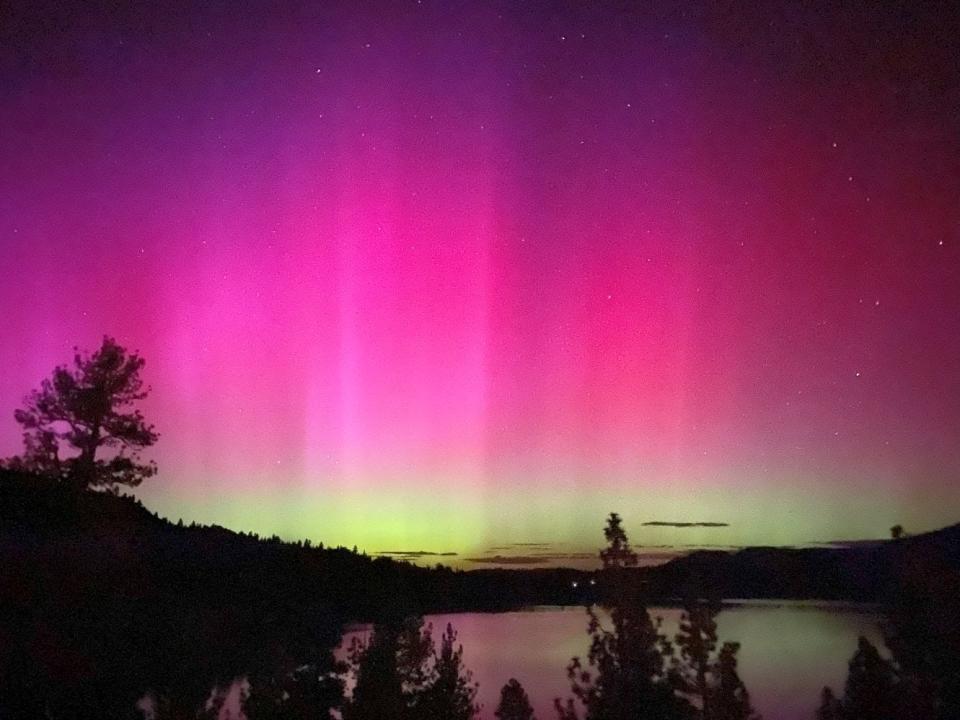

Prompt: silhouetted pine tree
[419,624,478,720]
[671,600,718,708]
[345,617,477,720]
[672,602,758,720]
[496,679,536,720]
[344,621,414,720]
[815,637,899,720]
[2,336,158,490]
[599,512,637,570]
[707,642,757,720]
[555,513,693,720]
[843,637,899,720]
[819,524,960,720]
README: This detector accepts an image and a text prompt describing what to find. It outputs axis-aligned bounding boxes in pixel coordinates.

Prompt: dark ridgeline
[642,519,960,602]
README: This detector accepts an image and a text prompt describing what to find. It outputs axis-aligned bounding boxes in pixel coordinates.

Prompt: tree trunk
[72,422,100,490]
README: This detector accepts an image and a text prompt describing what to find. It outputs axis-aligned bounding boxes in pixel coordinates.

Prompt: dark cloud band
[642,521,730,528]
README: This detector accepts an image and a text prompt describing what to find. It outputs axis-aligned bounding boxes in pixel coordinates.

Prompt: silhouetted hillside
[0,469,587,620]
[895,521,960,565]
[640,523,960,602]
[0,469,588,718]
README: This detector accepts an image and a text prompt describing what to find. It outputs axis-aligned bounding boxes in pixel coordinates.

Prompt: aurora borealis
[1,1,958,565]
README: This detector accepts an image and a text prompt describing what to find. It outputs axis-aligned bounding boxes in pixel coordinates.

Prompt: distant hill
[640,522,960,601]
[896,520,960,565]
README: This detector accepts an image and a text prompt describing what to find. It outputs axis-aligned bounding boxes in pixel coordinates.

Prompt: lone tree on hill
[2,336,158,491]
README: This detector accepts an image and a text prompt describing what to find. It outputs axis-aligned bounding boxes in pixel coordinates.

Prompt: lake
[340,601,885,720]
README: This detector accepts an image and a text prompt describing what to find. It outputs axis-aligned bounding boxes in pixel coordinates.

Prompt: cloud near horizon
[641,521,730,528]
[465,550,683,566]
[465,555,550,565]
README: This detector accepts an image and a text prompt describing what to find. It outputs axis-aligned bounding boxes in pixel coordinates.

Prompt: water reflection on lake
[340,601,884,720]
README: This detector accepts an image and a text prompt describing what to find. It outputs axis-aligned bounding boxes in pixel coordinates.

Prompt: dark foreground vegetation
[2,472,959,719]
[0,475,758,719]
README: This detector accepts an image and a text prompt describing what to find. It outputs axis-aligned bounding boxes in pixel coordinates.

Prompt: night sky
[1,1,958,566]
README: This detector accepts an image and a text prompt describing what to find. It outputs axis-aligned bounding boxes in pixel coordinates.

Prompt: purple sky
[1,1,958,564]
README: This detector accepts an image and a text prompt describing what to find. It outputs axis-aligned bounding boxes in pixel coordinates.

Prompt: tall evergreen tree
[844,637,898,719]
[420,624,478,720]
[815,637,899,720]
[707,643,757,720]
[819,532,960,720]
[496,679,536,720]
[555,513,691,720]
[344,622,409,720]
[883,545,960,719]
[599,512,638,570]
[345,618,477,720]
[672,600,718,710]
[672,601,757,720]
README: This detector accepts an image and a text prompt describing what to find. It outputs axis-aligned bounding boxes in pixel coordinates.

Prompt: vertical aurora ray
[0,1,958,563]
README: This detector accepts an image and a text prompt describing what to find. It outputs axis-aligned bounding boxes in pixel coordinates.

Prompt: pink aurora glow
[1,2,958,555]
